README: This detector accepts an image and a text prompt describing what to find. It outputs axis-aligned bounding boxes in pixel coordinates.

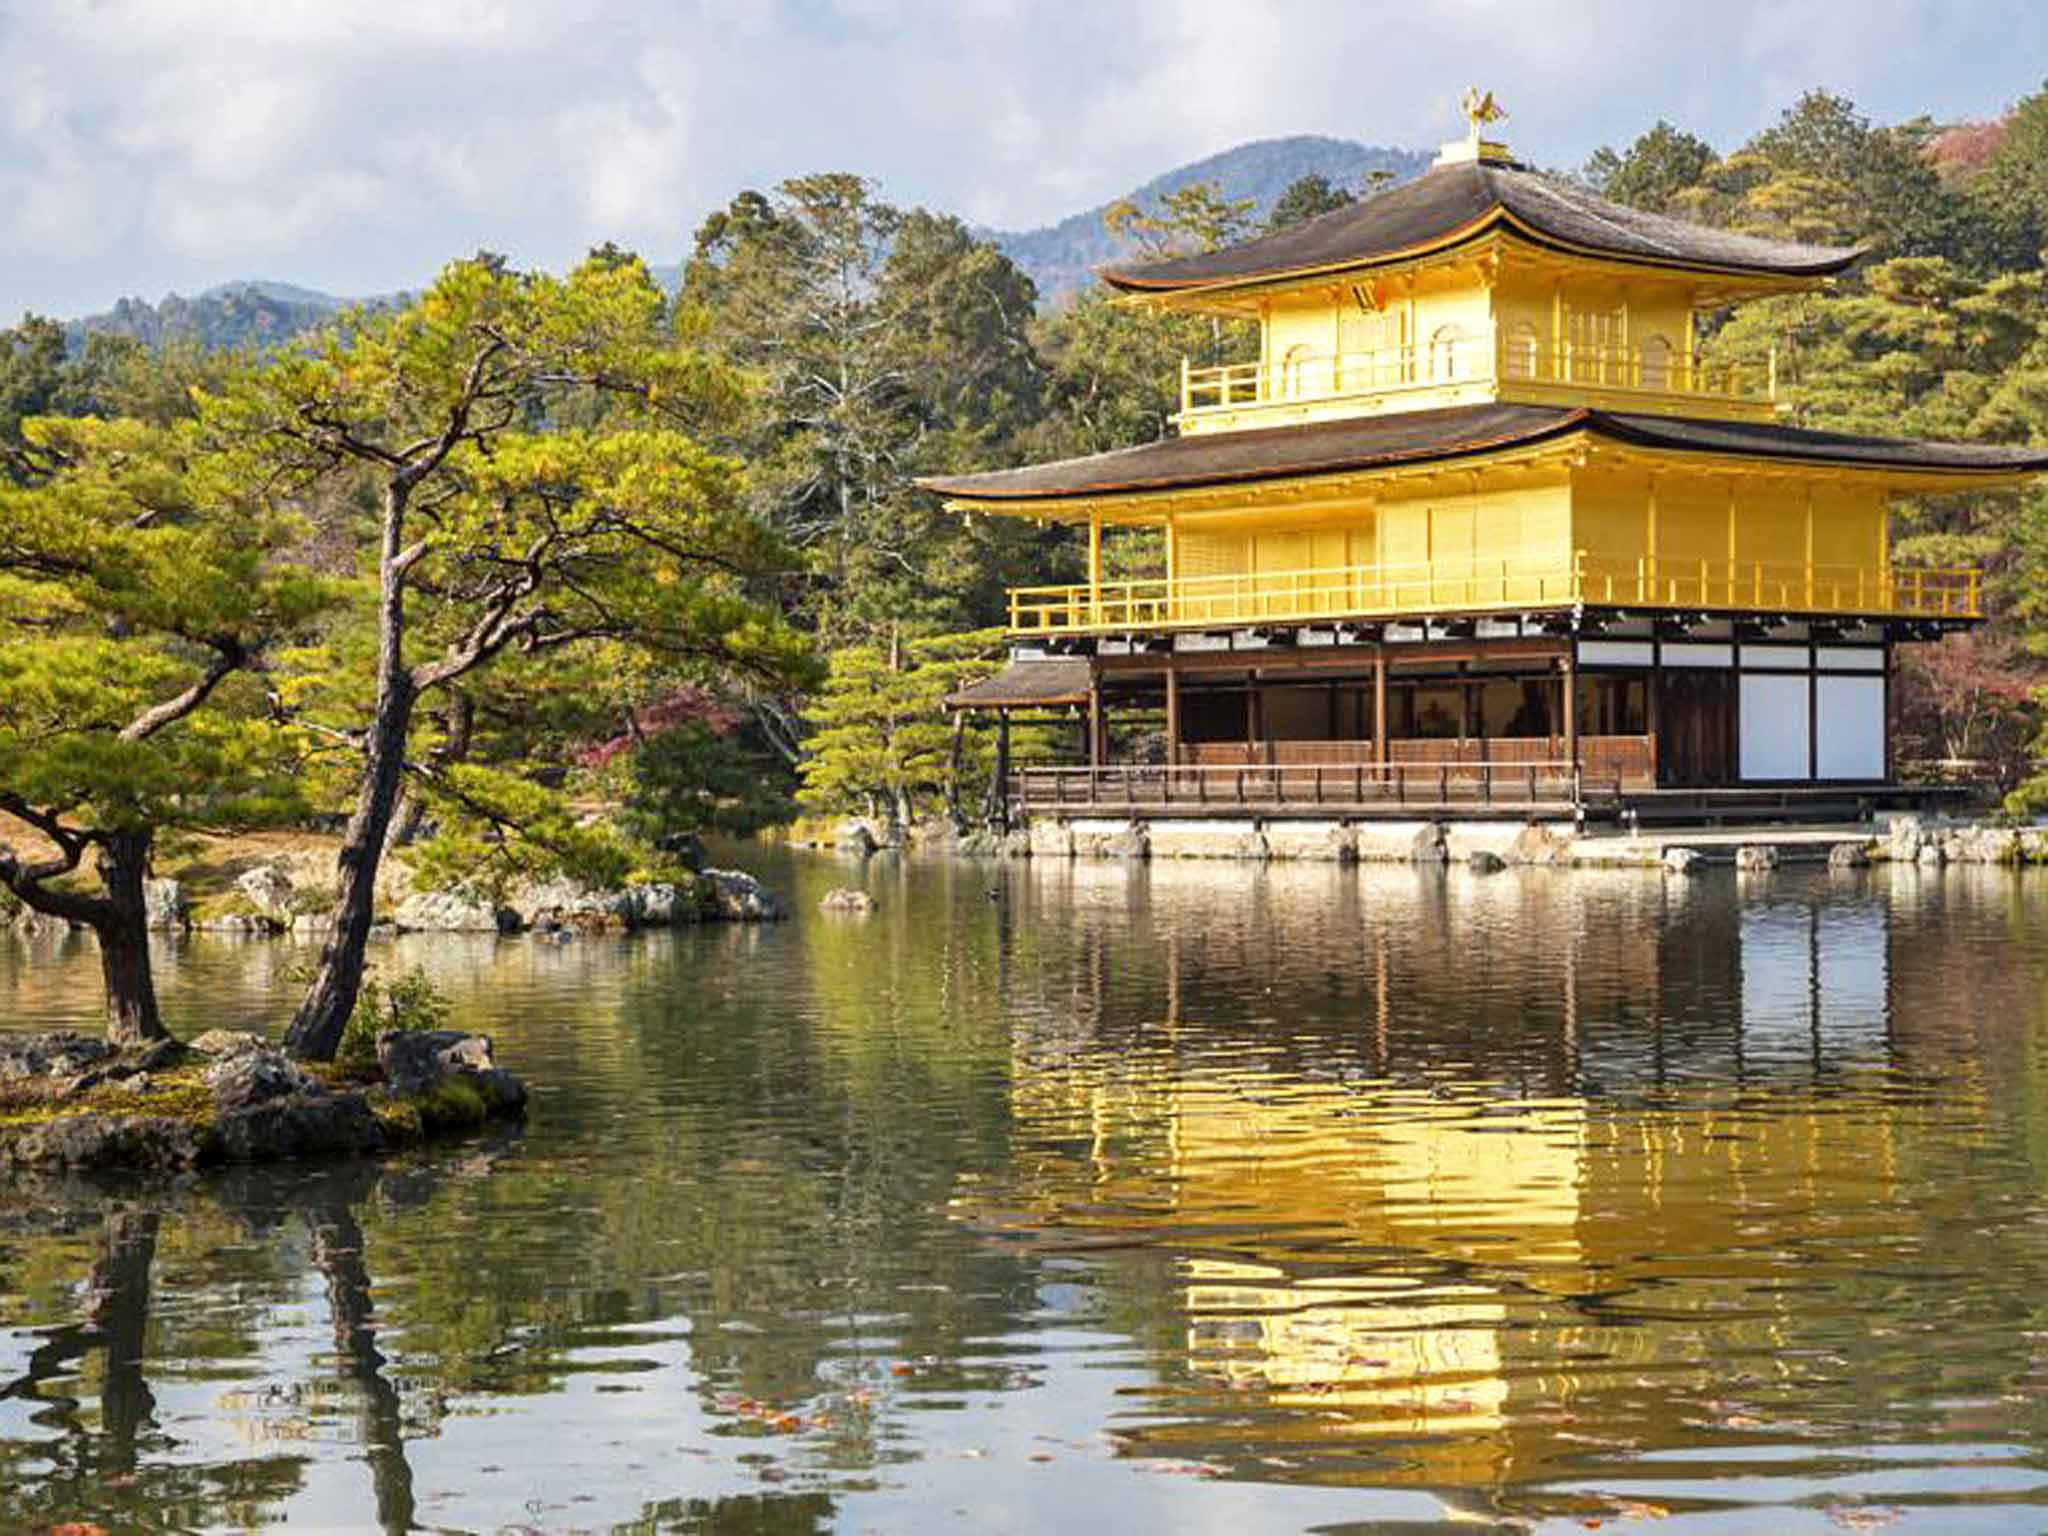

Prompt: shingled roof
[1100,159,1860,294]
[920,404,2048,503]
[944,658,1092,710]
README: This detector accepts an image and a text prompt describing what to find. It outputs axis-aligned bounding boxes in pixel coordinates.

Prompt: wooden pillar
[995,710,1012,832]
[1563,652,1580,769]
[1087,515,1103,617]
[1164,665,1181,767]
[1087,677,1103,769]
[1646,654,1662,785]
[1247,671,1263,749]
[1373,646,1388,767]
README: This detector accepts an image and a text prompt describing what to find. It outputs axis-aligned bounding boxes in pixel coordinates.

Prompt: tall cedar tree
[217,254,814,1061]
[680,175,1047,645]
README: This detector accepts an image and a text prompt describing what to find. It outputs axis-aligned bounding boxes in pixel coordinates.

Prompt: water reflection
[3,856,2048,1531]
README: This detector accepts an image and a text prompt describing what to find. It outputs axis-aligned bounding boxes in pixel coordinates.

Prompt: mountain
[984,134,1431,303]
[53,134,1431,348]
[63,278,399,354]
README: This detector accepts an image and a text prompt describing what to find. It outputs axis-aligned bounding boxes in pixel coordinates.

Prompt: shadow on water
[5,853,2048,1530]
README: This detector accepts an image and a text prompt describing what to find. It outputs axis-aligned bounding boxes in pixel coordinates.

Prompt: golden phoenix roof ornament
[1462,87,1507,140]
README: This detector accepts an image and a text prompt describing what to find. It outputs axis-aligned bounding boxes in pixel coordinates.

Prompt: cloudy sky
[3,0,2044,317]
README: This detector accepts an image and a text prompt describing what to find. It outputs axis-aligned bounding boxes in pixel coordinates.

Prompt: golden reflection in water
[968,859,1934,1488]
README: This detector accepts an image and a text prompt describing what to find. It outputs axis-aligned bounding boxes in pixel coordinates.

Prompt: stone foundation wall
[1002,815,1574,865]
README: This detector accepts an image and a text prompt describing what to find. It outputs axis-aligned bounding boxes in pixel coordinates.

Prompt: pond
[5,851,2048,1533]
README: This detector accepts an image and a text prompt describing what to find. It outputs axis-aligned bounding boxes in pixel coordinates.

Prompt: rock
[1407,823,1450,865]
[820,887,878,914]
[1827,842,1872,871]
[369,1028,527,1129]
[119,1039,186,1077]
[0,1032,117,1083]
[835,820,879,858]
[911,818,961,852]
[1957,827,2022,865]
[1888,816,1926,863]
[1466,849,1507,874]
[999,829,1033,860]
[1504,823,1574,867]
[622,882,687,927]
[215,1093,385,1163]
[1231,830,1272,862]
[1662,848,1702,876]
[0,1113,213,1170]
[234,864,297,922]
[206,1048,320,1113]
[1917,842,1947,867]
[194,909,284,934]
[376,1029,502,1097]
[1735,845,1779,873]
[391,889,512,933]
[507,877,631,933]
[189,1029,266,1058]
[702,868,786,921]
[955,829,1002,858]
[292,912,333,934]
[143,878,187,930]
[1105,824,1151,861]
[1027,820,1075,859]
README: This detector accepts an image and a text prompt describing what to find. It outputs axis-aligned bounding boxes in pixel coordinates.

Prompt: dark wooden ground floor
[953,609,1972,825]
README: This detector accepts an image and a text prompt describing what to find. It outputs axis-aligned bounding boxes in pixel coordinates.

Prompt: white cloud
[0,0,2042,316]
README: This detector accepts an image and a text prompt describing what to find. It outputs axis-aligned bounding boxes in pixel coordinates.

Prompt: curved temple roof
[920,403,2048,504]
[1100,159,1861,294]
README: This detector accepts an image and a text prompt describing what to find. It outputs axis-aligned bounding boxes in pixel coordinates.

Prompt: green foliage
[341,966,452,1072]
[1105,180,1257,255]
[797,629,1009,827]
[1585,122,1716,213]
[1266,173,1356,232]
[403,761,638,899]
[682,176,1046,644]
[620,721,793,844]
[0,412,338,846]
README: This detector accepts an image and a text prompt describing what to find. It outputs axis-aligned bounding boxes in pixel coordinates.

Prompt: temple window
[1504,321,1539,379]
[1429,325,1469,381]
[1281,343,1314,399]
[1638,334,1673,390]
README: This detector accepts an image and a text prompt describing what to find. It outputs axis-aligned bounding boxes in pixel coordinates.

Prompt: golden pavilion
[926,100,2048,824]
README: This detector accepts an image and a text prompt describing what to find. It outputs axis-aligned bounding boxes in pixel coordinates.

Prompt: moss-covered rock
[0,1030,526,1172]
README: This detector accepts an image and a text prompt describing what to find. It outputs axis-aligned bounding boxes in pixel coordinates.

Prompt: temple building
[926,100,2048,826]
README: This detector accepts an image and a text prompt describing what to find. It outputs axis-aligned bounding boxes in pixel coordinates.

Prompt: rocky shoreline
[0,1027,528,1173]
[5,860,786,938]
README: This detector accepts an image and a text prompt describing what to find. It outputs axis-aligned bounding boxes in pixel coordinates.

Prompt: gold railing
[1180,330,1775,420]
[1007,555,1979,634]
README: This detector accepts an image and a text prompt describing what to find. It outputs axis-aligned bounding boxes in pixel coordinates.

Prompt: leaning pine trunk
[284,671,416,1062]
[96,830,169,1047]
[286,479,419,1064]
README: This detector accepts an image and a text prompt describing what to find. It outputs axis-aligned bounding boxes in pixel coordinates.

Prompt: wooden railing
[1007,555,1980,634]
[1178,736,1655,784]
[1013,760,1620,812]
[1180,329,1774,421]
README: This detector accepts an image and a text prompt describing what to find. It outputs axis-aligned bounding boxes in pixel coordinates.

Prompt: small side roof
[945,658,1093,710]
[1100,159,1860,295]
[919,404,2048,504]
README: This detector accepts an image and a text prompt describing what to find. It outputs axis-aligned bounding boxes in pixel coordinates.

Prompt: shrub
[338,966,452,1072]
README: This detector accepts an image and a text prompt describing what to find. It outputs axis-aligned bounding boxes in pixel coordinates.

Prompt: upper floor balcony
[1008,554,1980,637]
[1178,327,1778,435]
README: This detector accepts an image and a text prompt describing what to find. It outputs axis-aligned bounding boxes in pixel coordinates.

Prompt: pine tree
[213,254,815,1061]
[0,415,335,1041]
